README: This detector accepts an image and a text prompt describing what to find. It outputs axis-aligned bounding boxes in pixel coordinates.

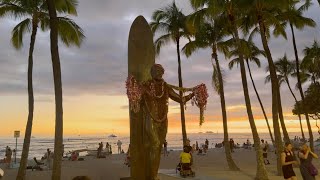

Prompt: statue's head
[151,64,164,81]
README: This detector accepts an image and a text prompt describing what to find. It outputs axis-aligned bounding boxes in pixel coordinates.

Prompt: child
[179,146,193,177]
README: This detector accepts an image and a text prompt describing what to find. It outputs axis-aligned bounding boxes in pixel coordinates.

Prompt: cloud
[0,0,319,121]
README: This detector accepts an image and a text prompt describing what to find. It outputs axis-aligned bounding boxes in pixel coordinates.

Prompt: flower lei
[126,75,209,126]
[126,75,142,113]
[192,83,209,126]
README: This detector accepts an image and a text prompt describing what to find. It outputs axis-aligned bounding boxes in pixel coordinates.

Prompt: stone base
[119,177,131,180]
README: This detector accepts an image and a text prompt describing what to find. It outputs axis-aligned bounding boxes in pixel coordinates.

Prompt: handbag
[309,163,318,176]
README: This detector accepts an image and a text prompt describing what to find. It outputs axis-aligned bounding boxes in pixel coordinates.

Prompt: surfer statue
[126,64,208,179]
[126,16,208,180]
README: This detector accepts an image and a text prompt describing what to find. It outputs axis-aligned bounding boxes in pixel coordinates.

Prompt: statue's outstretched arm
[168,85,194,103]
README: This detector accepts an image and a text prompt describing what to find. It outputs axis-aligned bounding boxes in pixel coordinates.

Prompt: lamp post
[14,131,20,164]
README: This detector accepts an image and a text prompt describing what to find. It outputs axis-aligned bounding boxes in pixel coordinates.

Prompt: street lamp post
[14,131,20,164]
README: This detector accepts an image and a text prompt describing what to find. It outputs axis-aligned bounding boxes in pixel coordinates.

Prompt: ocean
[0,132,317,160]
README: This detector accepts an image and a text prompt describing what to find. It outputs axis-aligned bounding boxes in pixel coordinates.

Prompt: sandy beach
[1,148,319,180]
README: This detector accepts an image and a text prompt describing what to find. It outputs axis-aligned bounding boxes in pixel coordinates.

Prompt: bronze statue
[127,16,208,180]
[142,64,194,179]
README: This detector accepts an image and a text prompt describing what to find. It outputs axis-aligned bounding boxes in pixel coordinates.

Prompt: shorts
[181,163,191,170]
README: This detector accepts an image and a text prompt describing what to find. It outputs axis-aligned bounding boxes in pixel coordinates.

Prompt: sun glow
[0,95,317,137]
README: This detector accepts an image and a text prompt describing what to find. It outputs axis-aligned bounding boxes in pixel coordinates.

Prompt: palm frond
[150,22,170,34]
[265,75,271,84]
[228,58,240,70]
[182,40,204,57]
[248,26,260,43]
[0,2,29,18]
[56,16,85,47]
[10,18,31,49]
[154,33,172,56]
[55,0,78,15]
[251,57,261,68]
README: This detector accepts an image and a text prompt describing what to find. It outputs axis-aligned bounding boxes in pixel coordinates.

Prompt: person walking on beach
[5,147,12,167]
[196,141,199,151]
[117,140,122,154]
[97,142,103,157]
[261,139,270,165]
[45,148,53,169]
[205,139,209,150]
[230,138,235,152]
[281,142,298,180]
[163,140,168,157]
[106,142,110,155]
[298,144,318,180]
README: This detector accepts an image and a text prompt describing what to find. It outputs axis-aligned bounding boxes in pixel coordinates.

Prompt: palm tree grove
[0,0,319,180]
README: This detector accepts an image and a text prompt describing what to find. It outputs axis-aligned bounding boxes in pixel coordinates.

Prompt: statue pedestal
[120,177,131,180]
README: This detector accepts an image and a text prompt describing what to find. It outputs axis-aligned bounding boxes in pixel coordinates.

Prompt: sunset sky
[0,0,319,137]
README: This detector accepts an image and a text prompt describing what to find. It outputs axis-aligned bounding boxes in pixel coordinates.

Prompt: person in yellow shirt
[179,146,194,177]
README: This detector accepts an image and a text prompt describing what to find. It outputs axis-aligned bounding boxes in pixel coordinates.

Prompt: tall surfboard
[128,15,155,180]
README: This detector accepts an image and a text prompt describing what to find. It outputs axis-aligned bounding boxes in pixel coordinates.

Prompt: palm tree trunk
[285,78,305,140]
[258,19,283,176]
[176,38,187,146]
[277,89,290,142]
[16,19,38,180]
[46,0,63,179]
[290,23,314,150]
[212,46,239,171]
[246,60,275,145]
[230,16,268,179]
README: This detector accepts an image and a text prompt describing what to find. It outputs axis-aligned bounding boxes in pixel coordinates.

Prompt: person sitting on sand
[192,144,196,153]
[201,144,207,154]
[71,151,79,161]
[124,144,131,167]
[197,147,206,156]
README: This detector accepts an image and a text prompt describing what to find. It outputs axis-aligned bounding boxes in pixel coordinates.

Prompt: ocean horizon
[0,132,318,160]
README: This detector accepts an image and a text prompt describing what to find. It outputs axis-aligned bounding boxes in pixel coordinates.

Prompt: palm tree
[150,1,191,145]
[280,0,316,148]
[302,40,320,85]
[239,0,291,175]
[228,39,275,145]
[46,0,63,179]
[189,0,268,179]
[0,0,84,179]
[182,18,240,171]
[266,54,305,140]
